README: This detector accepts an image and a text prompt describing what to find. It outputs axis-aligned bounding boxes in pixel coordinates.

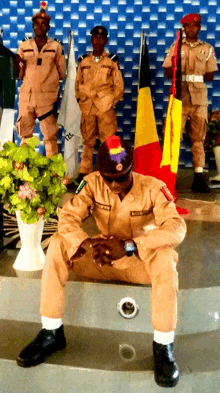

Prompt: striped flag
[57,32,81,178]
[133,32,162,178]
[159,29,183,196]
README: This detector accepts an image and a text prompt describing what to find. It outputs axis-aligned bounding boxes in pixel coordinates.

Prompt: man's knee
[16,114,35,138]
[46,233,62,258]
[150,247,178,281]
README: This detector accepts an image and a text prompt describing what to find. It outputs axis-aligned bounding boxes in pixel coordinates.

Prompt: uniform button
[143,247,146,251]
[70,248,74,252]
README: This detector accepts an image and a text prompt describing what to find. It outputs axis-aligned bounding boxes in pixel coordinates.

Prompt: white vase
[210,146,220,182]
[13,211,45,271]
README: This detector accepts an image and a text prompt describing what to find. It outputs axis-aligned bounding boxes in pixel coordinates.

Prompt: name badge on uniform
[130,210,151,216]
[95,201,111,211]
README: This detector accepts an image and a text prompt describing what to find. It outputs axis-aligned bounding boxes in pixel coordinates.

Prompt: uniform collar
[182,38,203,47]
[30,36,52,45]
[90,50,108,58]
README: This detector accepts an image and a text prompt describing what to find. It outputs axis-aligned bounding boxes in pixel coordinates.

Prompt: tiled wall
[1,0,219,168]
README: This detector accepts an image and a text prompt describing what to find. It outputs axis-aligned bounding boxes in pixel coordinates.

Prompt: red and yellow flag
[133,32,162,178]
[159,29,183,196]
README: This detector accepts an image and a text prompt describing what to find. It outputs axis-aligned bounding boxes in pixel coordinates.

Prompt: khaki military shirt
[58,172,186,262]
[163,39,218,105]
[75,51,124,115]
[17,37,66,107]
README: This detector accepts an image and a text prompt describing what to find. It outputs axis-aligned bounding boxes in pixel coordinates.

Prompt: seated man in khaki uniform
[15,2,66,157]
[17,136,186,388]
[163,13,217,192]
[75,26,124,183]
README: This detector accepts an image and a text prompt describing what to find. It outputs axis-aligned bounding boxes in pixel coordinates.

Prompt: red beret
[180,14,201,24]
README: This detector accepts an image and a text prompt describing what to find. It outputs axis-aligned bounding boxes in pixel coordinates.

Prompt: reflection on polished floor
[0,169,219,392]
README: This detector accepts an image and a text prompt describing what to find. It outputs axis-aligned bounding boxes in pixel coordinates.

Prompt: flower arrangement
[205,109,220,150]
[0,137,69,224]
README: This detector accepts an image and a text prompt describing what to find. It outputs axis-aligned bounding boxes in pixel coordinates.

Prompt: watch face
[124,240,136,253]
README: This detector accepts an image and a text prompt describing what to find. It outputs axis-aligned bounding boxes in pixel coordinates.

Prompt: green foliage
[0,137,67,224]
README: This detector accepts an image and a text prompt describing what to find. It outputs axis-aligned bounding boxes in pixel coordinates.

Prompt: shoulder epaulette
[108,53,118,62]
[22,37,31,42]
[78,54,88,63]
[54,38,64,46]
[205,42,213,49]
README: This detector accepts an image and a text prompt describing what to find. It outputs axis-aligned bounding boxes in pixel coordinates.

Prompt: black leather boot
[191,173,210,193]
[16,325,66,368]
[153,341,179,388]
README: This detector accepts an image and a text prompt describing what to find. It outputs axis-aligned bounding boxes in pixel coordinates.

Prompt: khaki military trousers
[181,104,207,168]
[16,99,58,157]
[40,233,179,332]
[80,105,117,174]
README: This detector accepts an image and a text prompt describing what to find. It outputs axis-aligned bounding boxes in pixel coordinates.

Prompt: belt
[182,75,204,82]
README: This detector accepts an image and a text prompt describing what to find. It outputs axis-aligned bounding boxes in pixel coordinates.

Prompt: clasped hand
[76,236,126,267]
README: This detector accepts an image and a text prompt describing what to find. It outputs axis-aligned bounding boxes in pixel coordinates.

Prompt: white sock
[194,167,203,173]
[41,316,63,330]
[154,330,175,345]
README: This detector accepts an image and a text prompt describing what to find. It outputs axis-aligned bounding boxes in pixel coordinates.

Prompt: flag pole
[67,31,74,66]
[138,31,143,88]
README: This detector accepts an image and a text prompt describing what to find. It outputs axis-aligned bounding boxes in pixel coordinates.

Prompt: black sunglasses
[101,172,130,183]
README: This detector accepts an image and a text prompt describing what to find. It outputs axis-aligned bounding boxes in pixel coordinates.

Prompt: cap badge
[116,163,123,172]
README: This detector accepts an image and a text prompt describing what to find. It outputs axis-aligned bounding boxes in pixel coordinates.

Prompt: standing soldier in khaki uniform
[16,136,186,389]
[75,26,124,183]
[15,2,66,157]
[163,13,218,192]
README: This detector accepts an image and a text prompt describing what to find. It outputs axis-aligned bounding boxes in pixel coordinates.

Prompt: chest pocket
[43,49,56,64]
[195,52,207,74]
[93,201,111,234]
[130,209,154,235]
[81,66,91,83]
[99,65,112,83]
[22,49,34,63]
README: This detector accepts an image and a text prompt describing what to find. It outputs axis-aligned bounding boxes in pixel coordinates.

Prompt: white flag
[0,109,15,151]
[57,32,81,178]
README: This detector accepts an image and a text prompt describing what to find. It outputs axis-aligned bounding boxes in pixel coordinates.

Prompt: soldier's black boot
[17,325,66,368]
[153,341,179,388]
[191,173,210,193]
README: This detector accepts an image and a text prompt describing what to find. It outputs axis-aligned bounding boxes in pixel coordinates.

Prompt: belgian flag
[159,29,183,196]
[133,32,162,178]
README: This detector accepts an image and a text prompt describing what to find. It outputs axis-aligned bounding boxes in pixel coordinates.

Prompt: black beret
[90,26,108,37]
[97,137,133,174]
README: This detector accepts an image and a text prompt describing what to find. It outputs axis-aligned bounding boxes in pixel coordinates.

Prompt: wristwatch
[124,240,137,257]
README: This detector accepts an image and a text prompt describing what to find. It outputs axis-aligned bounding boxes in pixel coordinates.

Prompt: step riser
[0,360,219,393]
[1,278,219,334]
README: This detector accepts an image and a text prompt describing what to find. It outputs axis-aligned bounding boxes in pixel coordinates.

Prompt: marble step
[0,277,219,335]
[0,320,219,393]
